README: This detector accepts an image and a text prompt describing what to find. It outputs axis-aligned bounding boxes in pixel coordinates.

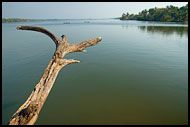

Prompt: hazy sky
[2,2,188,19]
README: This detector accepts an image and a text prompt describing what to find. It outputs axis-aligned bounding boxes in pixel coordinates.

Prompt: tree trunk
[8,26,102,125]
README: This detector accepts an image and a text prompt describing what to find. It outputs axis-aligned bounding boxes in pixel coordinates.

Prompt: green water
[2,19,188,125]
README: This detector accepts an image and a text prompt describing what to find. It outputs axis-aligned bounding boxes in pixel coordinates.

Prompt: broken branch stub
[8,26,102,125]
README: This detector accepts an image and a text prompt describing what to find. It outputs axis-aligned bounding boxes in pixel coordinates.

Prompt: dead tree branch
[8,26,102,125]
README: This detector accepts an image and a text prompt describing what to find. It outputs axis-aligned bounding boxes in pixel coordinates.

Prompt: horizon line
[2,17,120,20]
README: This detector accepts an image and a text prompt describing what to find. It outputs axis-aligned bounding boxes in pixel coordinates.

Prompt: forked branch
[8,26,102,125]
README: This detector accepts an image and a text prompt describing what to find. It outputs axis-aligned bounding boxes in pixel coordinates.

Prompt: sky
[2,2,188,19]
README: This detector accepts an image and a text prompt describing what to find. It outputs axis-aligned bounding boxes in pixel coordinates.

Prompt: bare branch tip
[71,59,80,63]
[78,49,87,52]
[98,37,102,41]
[61,35,67,41]
[82,50,87,52]
[16,26,21,30]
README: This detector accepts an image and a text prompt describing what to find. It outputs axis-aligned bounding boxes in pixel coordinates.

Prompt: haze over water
[2,19,188,125]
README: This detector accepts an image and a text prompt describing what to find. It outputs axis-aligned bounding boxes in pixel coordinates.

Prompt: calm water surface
[2,19,188,125]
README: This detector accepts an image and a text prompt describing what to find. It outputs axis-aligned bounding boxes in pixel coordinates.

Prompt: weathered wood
[8,26,102,125]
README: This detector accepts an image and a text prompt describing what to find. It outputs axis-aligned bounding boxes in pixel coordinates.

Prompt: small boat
[63,22,70,24]
[84,21,90,23]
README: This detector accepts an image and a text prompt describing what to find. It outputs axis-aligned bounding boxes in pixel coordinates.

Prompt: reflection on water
[138,26,188,37]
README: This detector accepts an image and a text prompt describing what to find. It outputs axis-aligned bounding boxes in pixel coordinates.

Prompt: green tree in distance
[120,4,188,23]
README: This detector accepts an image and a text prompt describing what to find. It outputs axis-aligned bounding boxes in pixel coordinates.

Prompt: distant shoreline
[2,18,30,23]
[2,18,188,25]
[120,19,188,24]
[2,18,114,23]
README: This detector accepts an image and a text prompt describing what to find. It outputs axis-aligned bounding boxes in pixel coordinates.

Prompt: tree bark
[8,26,102,125]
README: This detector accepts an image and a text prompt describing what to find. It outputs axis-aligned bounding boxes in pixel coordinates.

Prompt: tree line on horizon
[120,4,188,23]
[2,18,29,23]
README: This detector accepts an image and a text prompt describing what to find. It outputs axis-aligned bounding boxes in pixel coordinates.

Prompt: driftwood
[8,26,102,125]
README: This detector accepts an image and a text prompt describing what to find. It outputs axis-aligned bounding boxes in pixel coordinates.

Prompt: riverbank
[2,18,30,23]
[120,19,188,24]
[120,4,188,24]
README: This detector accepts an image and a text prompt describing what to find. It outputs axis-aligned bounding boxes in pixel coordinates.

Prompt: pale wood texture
[8,26,102,125]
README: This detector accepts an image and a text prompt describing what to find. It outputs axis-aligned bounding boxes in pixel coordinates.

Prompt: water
[2,19,188,125]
